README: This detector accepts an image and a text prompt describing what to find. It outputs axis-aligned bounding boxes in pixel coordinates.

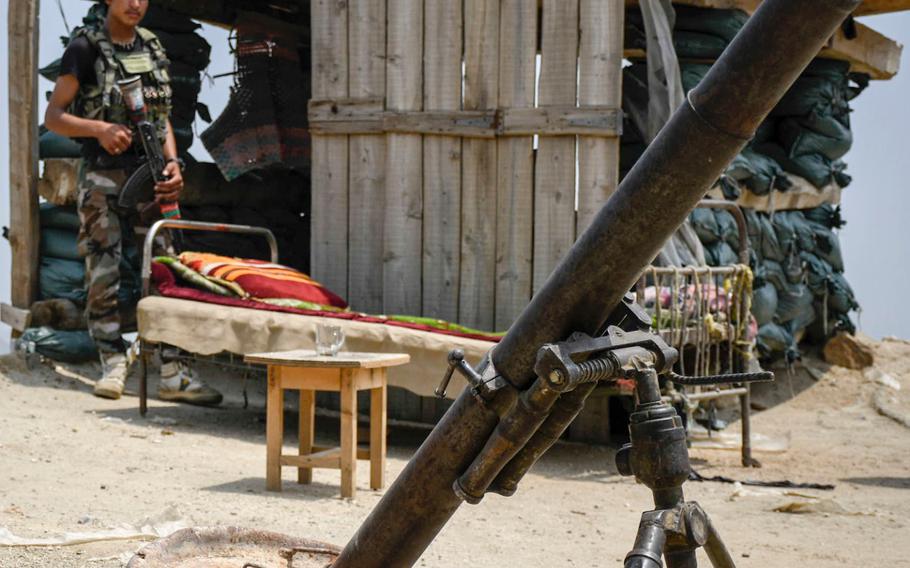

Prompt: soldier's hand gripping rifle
[116,76,183,248]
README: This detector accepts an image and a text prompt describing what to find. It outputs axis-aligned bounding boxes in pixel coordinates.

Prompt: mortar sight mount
[440,294,773,567]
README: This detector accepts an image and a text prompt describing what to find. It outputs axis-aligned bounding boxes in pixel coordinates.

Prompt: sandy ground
[0,337,909,567]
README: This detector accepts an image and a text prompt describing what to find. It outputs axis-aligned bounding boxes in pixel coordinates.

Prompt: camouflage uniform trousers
[77,168,132,355]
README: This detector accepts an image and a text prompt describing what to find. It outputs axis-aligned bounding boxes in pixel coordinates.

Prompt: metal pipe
[333,2,859,565]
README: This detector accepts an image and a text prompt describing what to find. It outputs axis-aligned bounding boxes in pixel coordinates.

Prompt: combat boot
[94,352,129,400]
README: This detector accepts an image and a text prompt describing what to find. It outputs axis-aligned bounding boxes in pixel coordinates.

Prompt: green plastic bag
[18,327,98,363]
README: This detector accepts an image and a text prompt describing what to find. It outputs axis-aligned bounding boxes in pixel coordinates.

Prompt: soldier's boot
[94,352,129,400]
[158,361,223,406]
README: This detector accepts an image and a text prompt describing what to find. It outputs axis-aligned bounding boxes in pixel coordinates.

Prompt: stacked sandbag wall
[622,5,863,362]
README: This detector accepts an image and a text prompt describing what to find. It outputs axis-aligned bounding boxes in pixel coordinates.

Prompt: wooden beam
[1,304,31,333]
[8,0,41,310]
[624,0,903,79]
[855,0,910,16]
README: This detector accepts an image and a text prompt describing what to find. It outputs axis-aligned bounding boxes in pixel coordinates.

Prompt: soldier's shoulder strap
[136,27,169,64]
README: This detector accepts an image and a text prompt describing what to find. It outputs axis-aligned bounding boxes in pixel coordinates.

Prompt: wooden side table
[244,350,410,498]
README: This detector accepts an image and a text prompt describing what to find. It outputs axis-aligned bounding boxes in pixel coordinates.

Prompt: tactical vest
[73,25,172,145]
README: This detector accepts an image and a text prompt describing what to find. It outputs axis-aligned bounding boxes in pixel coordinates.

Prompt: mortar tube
[332,1,860,566]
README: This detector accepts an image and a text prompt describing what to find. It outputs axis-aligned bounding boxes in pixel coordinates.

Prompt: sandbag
[804,204,846,229]
[39,204,81,232]
[782,249,804,284]
[680,63,711,93]
[800,252,833,296]
[39,257,86,303]
[725,149,790,196]
[672,6,749,43]
[757,214,784,262]
[756,142,842,189]
[40,130,83,159]
[785,211,818,253]
[705,241,738,267]
[757,322,796,360]
[714,209,740,251]
[40,228,81,261]
[778,115,852,161]
[762,259,787,291]
[771,212,797,255]
[673,30,729,59]
[828,272,858,314]
[690,208,720,245]
[775,283,813,326]
[150,30,211,70]
[141,5,201,33]
[752,283,778,327]
[18,327,98,363]
[813,225,845,272]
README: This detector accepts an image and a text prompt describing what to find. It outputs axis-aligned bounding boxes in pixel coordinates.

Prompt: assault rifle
[116,76,181,222]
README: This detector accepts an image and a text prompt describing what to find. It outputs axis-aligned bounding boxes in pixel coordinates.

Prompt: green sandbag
[148,30,211,70]
[18,327,98,363]
[39,256,86,303]
[40,130,83,159]
[673,31,729,59]
[813,225,844,272]
[724,149,791,196]
[785,211,819,253]
[757,322,797,361]
[804,204,845,229]
[775,283,813,325]
[39,204,81,232]
[800,251,833,296]
[755,142,840,189]
[778,116,852,161]
[828,272,858,314]
[690,208,720,245]
[680,63,712,93]
[673,6,749,43]
[141,5,200,33]
[753,119,777,144]
[39,58,62,82]
[784,298,816,336]
[714,209,740,251]
[773,77,846,118]
[752,283,778,327]
[771,212,797,256]
[40,228,81,261]
[170,73,202,104]
[762,259,787,291]
[756,214,783,262]
[706,241,738,267]
[173,126,194,153]
[782,250,804,285]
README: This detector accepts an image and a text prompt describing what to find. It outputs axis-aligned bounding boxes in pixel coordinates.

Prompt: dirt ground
[0,336,909,567]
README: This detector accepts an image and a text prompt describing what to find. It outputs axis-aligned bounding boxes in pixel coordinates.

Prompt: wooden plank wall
[8,0,41,310]
[310,0,349,298]
[310,1,623,331]
[347,0,387,313]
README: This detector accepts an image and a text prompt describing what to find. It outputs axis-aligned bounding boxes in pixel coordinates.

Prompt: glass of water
[315,323,345,356]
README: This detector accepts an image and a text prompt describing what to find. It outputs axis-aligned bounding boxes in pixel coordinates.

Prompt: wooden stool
[245,350,410,498]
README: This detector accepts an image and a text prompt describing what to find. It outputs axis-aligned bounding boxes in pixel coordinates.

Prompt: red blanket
[150,262,500,343]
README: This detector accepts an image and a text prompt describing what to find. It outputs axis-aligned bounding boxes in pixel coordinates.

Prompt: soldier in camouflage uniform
[45,0,221,404]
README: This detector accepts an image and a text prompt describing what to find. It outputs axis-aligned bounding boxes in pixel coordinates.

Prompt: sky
[0,2,908,354]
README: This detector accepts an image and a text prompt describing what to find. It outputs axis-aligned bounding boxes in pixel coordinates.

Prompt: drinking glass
[315,324,345,356]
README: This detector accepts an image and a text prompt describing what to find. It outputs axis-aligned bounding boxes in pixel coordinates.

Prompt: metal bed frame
[137,219,279,415]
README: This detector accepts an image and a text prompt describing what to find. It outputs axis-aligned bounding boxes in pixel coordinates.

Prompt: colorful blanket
[179,252,349,309]
[151,256,504,343]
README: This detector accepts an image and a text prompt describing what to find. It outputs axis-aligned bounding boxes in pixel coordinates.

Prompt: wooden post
[347,0,387,313]
[383,0,423,315]
[8,0,41,310]
[459,0,500,331]
[577,0,624,235]
[421,0,463,322]
[495,0,537,330]
[310,0,350,298]
[532,0,580,294]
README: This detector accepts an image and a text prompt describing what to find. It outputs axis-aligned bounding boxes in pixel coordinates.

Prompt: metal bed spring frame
[137,219,279,415]
[635,199,759,467]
